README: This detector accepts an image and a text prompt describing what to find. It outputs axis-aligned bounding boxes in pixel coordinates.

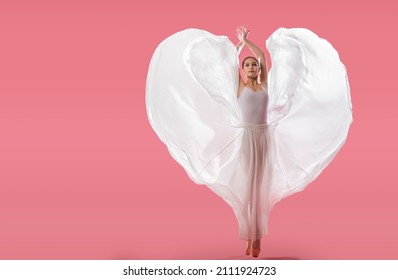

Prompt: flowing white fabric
[146,28,353,240]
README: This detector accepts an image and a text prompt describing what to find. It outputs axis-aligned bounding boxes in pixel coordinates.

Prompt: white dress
[145,28,353,240]
[236,86,271,239]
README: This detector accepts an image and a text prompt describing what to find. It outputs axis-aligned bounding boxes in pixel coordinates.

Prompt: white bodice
[238,86,269,124]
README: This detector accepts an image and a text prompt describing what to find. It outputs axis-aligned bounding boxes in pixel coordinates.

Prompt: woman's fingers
[238,24,251,38]
[236,26,245,41]
[237,25,251,40]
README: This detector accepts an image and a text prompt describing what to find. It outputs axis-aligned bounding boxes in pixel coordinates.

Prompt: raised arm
[237,25,268,87]
[236,41,244,55]
[244,38,268,86]
[235,32,245,96]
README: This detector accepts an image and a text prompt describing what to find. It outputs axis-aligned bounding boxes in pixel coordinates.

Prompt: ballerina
[146,24,352,258]
[235,25,270,257]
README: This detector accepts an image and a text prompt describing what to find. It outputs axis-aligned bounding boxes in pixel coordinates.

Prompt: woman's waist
[234,122,268,129]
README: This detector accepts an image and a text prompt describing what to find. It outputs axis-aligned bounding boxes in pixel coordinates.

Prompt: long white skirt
[237,123,271,239]
[146,28,353,240]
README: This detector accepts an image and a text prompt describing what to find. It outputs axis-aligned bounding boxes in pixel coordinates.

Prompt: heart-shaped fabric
[146,28,352,239]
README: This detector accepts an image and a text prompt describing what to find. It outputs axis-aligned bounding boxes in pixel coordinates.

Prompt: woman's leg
[252,239,261,257]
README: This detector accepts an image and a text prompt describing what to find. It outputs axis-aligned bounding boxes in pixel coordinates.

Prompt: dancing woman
[235,25,270,257]
[146,24,352,258]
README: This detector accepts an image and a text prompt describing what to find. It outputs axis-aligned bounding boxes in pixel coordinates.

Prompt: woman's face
[242,58,259,78]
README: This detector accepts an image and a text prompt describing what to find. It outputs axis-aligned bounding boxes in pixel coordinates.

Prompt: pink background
[0,0,397,259]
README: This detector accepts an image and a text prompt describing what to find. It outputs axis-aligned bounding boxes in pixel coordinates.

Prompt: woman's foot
[251,239,261,258]
[245,240,252,255]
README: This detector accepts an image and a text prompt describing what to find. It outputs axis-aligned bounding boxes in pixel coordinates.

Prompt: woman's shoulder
[246,83,268,92]
[259,83,268,92]
[238,83,268,97]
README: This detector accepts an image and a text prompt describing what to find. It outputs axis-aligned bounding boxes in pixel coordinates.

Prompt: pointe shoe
[251,240,261,258]
[245,240,252,255]
[251,246,261,258]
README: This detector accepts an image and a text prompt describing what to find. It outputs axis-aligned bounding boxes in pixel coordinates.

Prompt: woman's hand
[236,24,251,43]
